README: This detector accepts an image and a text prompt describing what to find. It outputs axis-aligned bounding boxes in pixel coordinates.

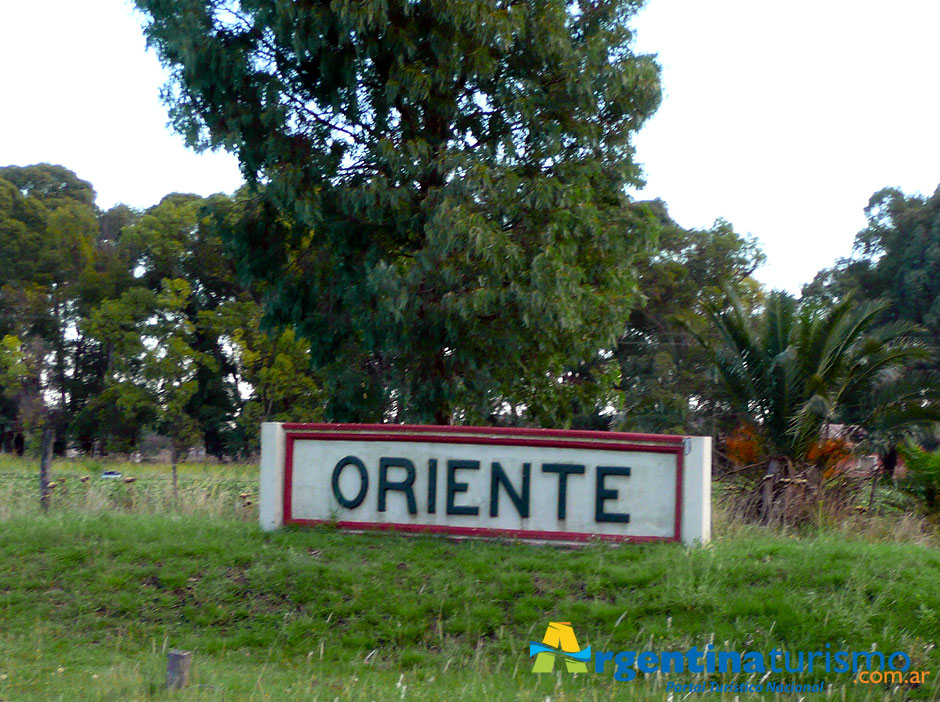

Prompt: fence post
[166,649,192,689]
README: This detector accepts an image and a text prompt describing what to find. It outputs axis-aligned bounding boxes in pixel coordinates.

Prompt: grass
[0,456,938,700]
[0,455,257,521]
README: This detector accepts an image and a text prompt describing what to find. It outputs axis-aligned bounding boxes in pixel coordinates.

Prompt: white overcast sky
[2,0,939,293]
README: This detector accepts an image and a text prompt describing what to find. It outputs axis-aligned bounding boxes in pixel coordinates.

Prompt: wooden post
[166,649,192,689]
[39,427,55,513]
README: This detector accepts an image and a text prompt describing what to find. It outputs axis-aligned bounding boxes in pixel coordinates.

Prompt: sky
[2,1,939,293]
[630,0,940,290]
[0,1,243,210]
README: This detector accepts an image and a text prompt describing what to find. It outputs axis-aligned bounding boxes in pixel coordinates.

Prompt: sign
[260,423,710,544]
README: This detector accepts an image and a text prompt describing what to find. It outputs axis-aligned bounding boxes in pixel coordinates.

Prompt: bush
[898,444,940,513]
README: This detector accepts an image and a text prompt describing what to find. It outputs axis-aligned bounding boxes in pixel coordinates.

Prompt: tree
[0,336,25,396]
[0,165,100,452]
[118,193,243,455]
[0,335,26,452]
[0,164,333,456]
[804,185,940,348]
[699,291,940,522]
[803,188,940,482]
[802,185,940,475]
[612,200,764,434]
[82,279,212,455]
[0,163,94,205]
[72,190,326,456]
[66,204,142,453]
[897,443,940,513]
[203,300,325,453]
[134,0,662,424]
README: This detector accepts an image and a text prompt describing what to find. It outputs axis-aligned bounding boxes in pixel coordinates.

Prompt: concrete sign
[260,423,710,545]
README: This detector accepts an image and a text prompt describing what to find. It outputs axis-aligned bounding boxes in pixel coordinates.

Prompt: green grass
[0,457,938,700]
[0,455,257,521]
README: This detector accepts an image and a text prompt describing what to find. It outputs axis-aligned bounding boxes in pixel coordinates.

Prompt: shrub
[898,444,940,513]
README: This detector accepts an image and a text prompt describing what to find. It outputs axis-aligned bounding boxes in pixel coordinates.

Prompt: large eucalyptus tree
[133,0,663,423]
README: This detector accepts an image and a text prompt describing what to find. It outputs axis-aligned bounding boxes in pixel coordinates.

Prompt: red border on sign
[282,422,684,444]
[282,424,684,543]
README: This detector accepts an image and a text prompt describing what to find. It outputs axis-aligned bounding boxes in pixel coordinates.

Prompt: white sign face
[260,424,711,545]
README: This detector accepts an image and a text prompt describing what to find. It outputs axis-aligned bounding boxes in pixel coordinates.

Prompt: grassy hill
[0,457,937,701]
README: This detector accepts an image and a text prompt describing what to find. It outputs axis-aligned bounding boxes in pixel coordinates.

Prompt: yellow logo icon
[530,622,591,673]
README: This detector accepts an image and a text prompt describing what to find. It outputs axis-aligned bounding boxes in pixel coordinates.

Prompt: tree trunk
[881,448,898,479]
[868,465,881,511]
[760,457,781,525]
[53,297,67,414]
[428,345,450,425]
[39,427,55,512]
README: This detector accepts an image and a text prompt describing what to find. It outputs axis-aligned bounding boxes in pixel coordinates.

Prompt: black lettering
[489,462,530,518]
[378,457,417,514]
[427,459,438,514]
[541,463,585,520]
[595,466,631,523]
[331,455,368,509]
[446,459,480,516]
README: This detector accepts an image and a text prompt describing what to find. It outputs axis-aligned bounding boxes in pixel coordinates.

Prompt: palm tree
[696,291,940,523]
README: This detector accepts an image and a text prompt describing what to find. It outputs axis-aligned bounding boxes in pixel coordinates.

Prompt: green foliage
[805,184,940,371]
[0,164,326,456]
[801,184,940,482]
[201,299,325,450]
[0,163,95,208]
[0,335,25,398]
[0,335,27,433]
[70,383,157,454]
[700,292,937,462]
[0,165,102,450]
[81,280,197,452]
[105,191,324,455]
[613,200,764,434]
[898,443,940,512]
[134,0,663,423]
